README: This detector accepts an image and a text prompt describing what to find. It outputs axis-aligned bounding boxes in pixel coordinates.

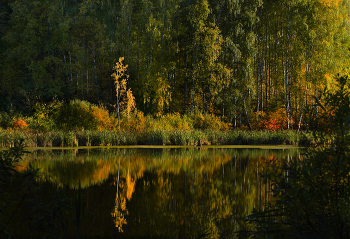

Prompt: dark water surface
[18,147,300,238]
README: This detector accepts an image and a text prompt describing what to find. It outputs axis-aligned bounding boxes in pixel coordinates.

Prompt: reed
[141,130,170,145]
[169,130,192,145]
[206,130,230,145]
[0,129,313,148]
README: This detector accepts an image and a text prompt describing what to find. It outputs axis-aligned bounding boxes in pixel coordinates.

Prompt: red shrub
[260,118,281,131]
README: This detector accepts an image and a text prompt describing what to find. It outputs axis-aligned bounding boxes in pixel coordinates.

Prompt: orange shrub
[13,118,28,130]
[91,105,114,131]
[260,118,281,131]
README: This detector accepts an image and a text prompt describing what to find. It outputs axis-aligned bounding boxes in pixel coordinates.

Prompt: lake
[16,146,300,238]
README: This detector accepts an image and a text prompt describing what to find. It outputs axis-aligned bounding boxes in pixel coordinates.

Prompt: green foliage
[0,111,13,129]
[247,75,350,238]
[25,99,116,132]
[0,109,27,130]
[55,99,97,131]
[28,100,62,131]
[0,140,24,184]
[0,0,348,128]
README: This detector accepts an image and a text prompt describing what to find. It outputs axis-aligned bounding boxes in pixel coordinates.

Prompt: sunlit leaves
[0,0,349,128]
[112,57,131,131]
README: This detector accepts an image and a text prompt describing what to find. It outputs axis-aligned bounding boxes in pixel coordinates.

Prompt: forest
[1,1,350,237]
[0,0,349,131]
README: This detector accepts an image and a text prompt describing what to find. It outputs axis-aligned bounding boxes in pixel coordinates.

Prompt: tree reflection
[16,147,299,237]
[112,196,128,232]
[111,158,137,233]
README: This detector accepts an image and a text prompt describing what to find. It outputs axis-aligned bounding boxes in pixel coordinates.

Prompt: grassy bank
[0,99,318,148]
[0,129,313,147]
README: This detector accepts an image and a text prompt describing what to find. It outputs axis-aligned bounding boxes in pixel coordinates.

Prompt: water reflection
[17,147,299,238]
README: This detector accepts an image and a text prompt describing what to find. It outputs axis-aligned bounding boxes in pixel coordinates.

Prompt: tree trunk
[243,94,252,130]
[256,44,260,120]
[63,51,70,97]
[116,81,121,133]
[190,41,197,114]
[92,46,98,101]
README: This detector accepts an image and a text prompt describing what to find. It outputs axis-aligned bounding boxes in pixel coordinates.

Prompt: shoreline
[18,145,301,151]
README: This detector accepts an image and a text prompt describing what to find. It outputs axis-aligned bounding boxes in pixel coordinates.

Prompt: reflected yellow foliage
[91,160,113,183]
[111,196,128,232]
[126,173,135,201]
[111,169,136,232]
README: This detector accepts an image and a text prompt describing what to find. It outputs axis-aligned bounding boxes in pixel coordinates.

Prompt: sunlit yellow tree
[111,57,128,132]
[122,89,136,120]
[112,57,137,132]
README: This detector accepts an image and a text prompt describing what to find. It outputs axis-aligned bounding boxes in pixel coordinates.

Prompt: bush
[55,100,97,131]
[26,100,115,132]
[120,110,147,133]
[28,101,62,131]
[91,105,115,131]
[13,118,28,130]
[0,112,13,129]
[159,113,193,131]
[193,112,231,131]
[259,108,287,131]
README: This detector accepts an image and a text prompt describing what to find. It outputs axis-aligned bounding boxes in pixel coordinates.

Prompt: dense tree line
[0,0,349,129]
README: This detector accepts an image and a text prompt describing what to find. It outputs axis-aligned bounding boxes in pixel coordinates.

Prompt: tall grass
[0,129,312,147]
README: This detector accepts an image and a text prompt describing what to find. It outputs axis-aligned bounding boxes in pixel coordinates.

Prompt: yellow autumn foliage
[320,0,342,7]
[155,113,193,131]
[193,112,231,131]
[91,105,115,131]
[121,89,136,120]
[121,110,147,133]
